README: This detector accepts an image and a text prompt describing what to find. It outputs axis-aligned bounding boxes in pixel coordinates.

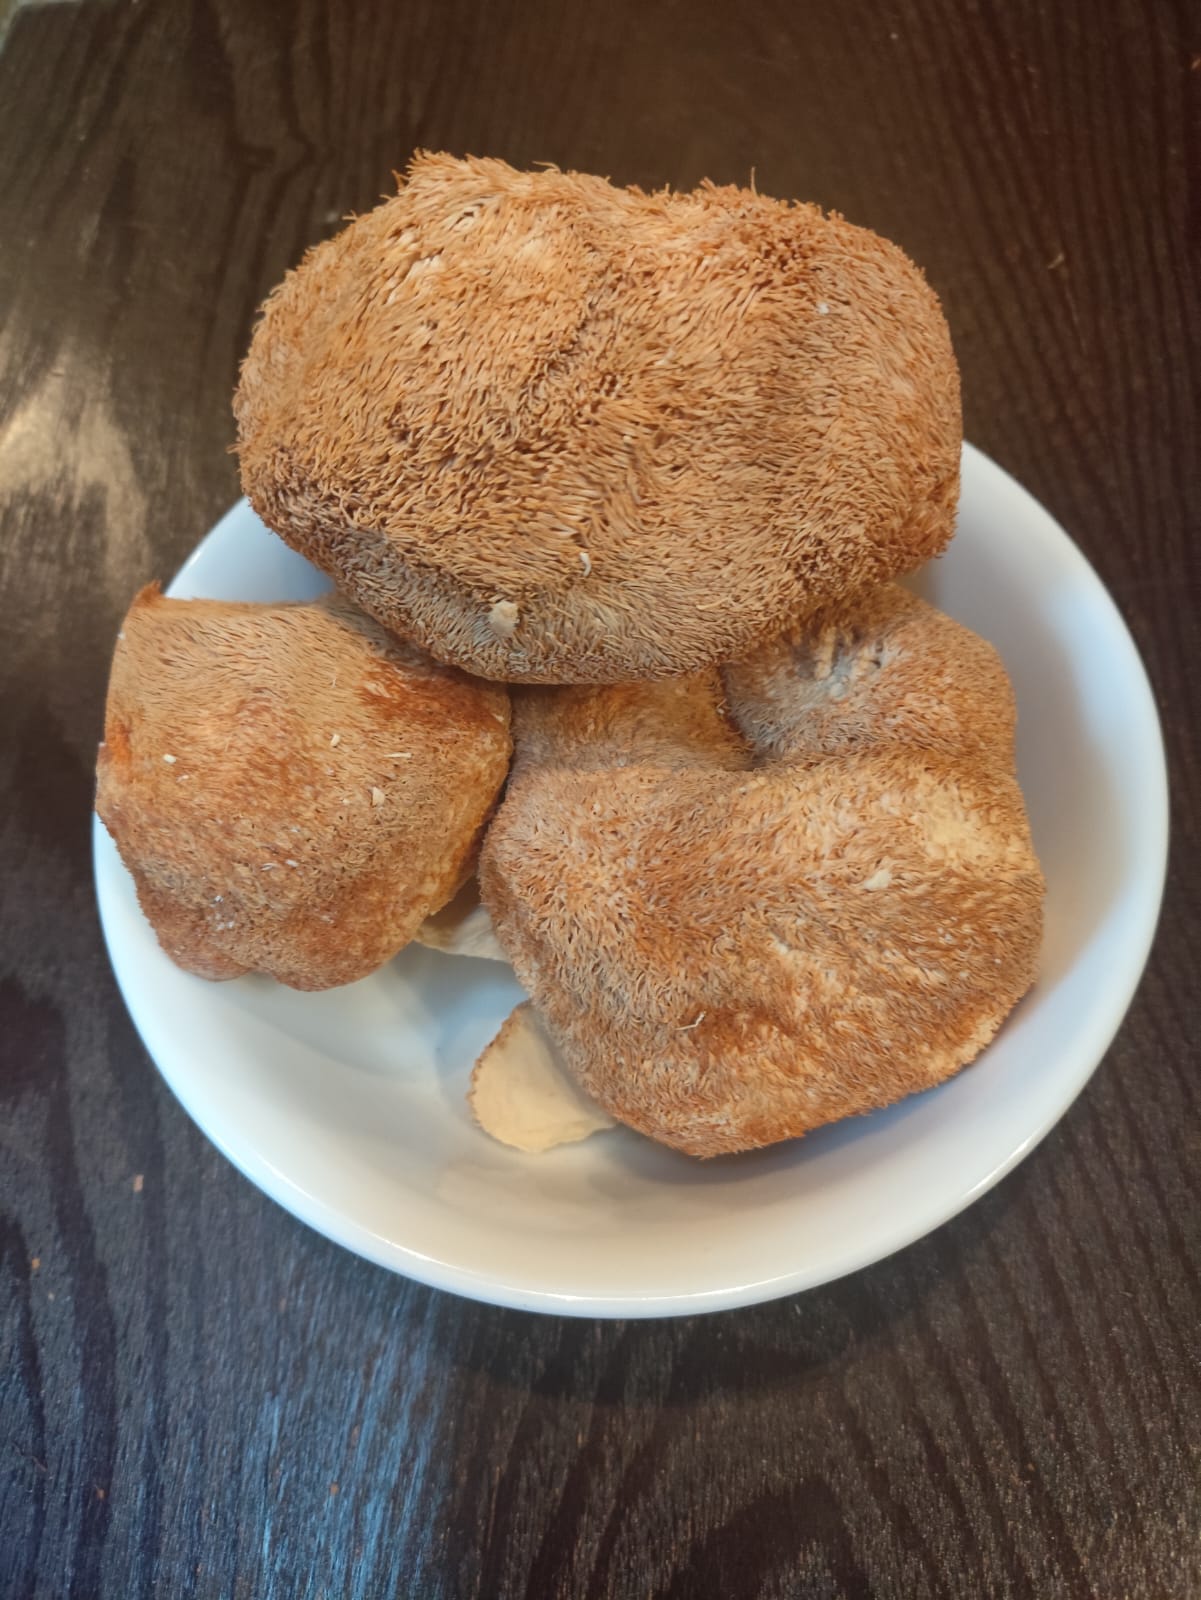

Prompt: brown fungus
[478,586,1043,1156]
[236,154,961,683]
[96,585,511,989]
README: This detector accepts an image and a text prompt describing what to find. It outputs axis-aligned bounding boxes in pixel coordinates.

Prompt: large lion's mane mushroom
[478,586,1043,1156]
[236,154,961,684]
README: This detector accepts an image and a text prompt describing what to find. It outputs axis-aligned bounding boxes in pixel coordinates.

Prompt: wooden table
[1,2,1196,1595]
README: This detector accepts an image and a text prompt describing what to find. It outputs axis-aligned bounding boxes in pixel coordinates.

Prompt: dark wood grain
[1,1,1198,1596]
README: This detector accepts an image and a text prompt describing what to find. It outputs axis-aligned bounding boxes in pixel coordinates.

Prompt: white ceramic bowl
[93,445,1168,1316]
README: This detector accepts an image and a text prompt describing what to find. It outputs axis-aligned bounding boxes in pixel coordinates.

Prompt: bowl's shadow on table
[412,1142,1055,1408]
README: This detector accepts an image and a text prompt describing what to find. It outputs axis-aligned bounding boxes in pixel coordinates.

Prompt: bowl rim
[93,442,1169,1316]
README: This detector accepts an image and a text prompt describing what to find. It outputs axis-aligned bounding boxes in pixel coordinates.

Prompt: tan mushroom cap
[469,1002,617,1153]
[413,877,508,962]
[96,585,511,990]
[479,586,1044,1156]
[236,153,961,684]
